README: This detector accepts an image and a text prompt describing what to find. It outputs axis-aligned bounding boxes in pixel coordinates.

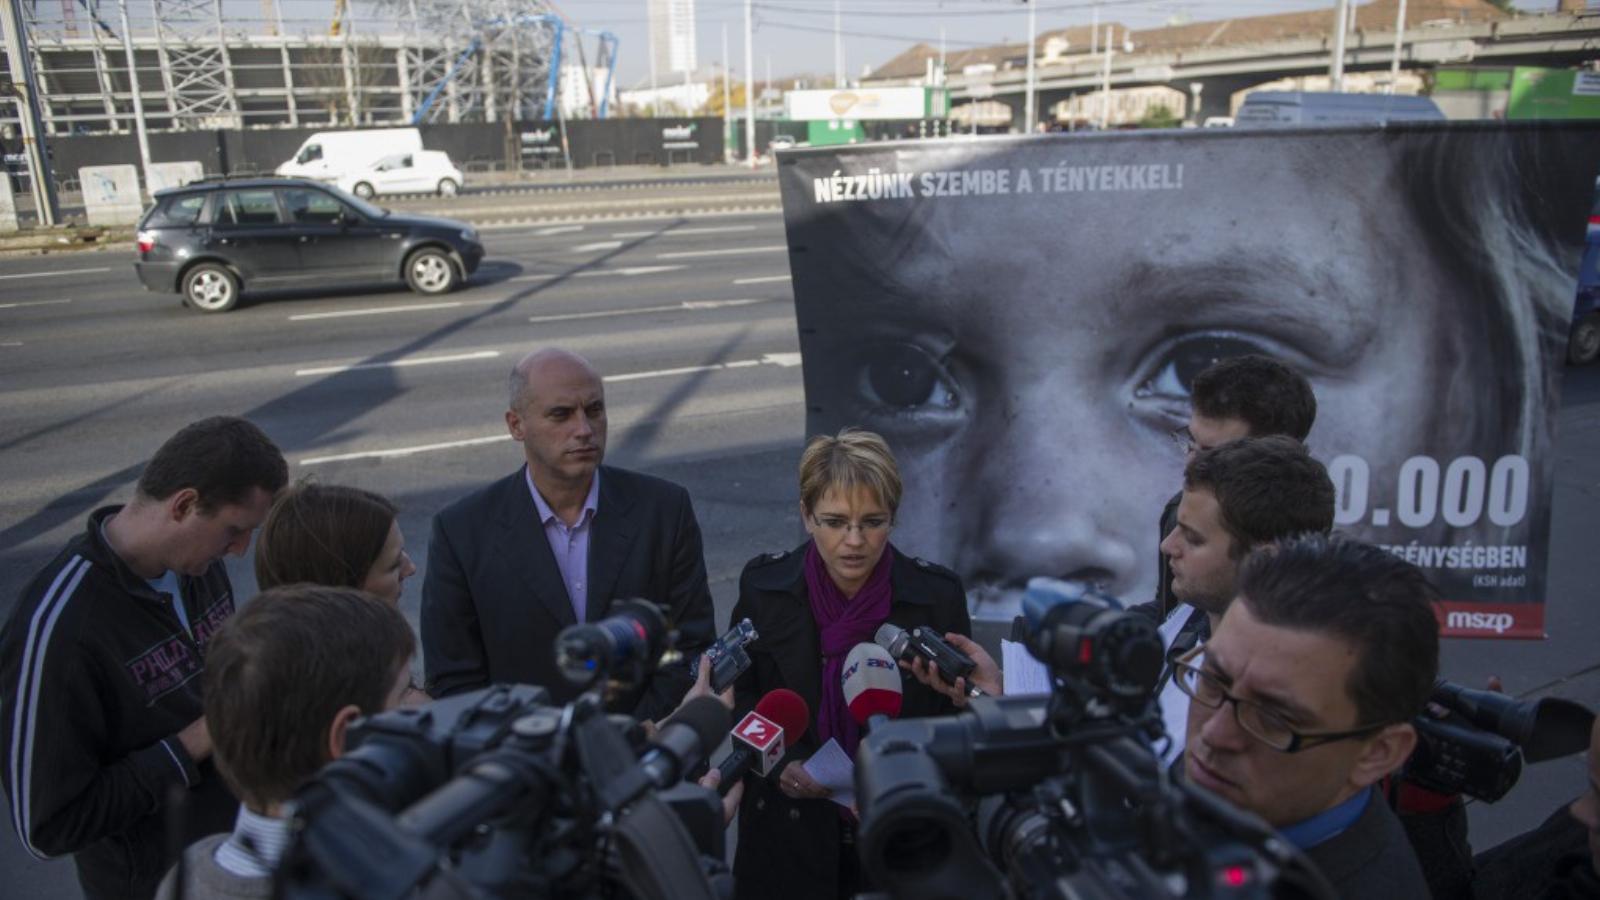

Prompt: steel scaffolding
[0,0,560,134]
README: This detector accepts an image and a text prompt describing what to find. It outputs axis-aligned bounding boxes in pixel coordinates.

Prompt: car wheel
[437,178,459,197]
[405,247,459,295]
[182,263,240,313]
[353,182,375,199]
[1569,314,1600,365]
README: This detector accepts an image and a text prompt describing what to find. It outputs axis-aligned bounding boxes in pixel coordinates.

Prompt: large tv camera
[276,600,736,900]
[853,579,1338,900]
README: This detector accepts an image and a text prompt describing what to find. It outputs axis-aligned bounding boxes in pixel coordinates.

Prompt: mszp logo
[1446,610,1514,634]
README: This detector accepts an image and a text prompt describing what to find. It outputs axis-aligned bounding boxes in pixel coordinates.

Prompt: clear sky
[559,0,1563,88]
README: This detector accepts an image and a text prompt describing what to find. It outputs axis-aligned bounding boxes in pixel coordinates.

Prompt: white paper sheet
[1001,639,1052,696]
[803,737,857,809]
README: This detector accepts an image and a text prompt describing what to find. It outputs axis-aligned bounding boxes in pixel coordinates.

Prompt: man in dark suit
[421,348,715,722]
[1173,534,1437,898]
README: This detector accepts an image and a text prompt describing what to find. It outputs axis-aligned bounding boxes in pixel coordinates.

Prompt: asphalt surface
[0,193,1597,897]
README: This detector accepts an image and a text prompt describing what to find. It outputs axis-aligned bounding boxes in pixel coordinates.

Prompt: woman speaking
[730,429,972,900]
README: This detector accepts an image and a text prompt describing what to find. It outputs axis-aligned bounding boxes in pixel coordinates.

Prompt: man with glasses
[1178,533,1436,897]
[421,348,715,721]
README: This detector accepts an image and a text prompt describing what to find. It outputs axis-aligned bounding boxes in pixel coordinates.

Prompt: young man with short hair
[156,584,416,900]
[1177,534,1437,897]
[1,416,287,900]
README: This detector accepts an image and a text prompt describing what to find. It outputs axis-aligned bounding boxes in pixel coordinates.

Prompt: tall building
[649,0,698,75]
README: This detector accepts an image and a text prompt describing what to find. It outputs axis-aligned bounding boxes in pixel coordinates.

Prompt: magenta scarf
[804,540,895,760]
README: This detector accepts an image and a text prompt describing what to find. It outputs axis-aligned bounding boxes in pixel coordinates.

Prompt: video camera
[1406,679,1595,802]
[853,579,1337,900]
[277,600,734,900]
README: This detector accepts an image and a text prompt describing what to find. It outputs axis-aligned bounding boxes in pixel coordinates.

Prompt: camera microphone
[639,696,732,789]
[714,689,810,796]
[875,622,984,698]
[844,642,903,727]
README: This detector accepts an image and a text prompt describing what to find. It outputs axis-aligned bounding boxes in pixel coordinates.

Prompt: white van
[275,128,424,182]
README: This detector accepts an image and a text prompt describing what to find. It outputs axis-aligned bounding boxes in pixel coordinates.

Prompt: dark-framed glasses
[810,514,893,536]
[1171,648,1391,753]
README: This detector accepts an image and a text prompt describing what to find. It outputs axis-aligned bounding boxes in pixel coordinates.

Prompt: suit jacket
[1304,789,1431,899]
[420,465,715,722]
[729,543,972,900]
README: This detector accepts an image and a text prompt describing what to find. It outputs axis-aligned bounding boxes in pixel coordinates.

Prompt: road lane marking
[572,240,624,252]
[0,341,21,347]
[299,353,802,465]
[294,349,500,377]
[528,298,772,324]
[289,301,465,321]
[0,298,73,309]
[656,245,787,260]
[733,275,790,285]
[301,434,507,466]
[612,225,760,238]
[0,267,112,281]
[535,225,585,236]
[510,264,686,282]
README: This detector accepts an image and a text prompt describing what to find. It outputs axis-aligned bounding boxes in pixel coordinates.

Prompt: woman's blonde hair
[798,428,902,517]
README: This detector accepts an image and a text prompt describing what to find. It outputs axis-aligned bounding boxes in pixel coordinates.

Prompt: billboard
[776,123,1600,639]
[785,87,946,122]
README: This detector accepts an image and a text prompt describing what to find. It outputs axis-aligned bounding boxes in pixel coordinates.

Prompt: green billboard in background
[1507,68,1600,120]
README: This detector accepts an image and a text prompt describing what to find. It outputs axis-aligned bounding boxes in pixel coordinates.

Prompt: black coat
[729,543,972,900]
[1304,790,1430,899]
[420,465,716,722]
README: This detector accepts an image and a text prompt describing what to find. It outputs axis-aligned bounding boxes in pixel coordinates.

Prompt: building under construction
[1,0,580,136]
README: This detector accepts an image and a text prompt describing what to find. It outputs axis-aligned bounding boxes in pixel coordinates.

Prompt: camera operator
[907,436,1334,764]
[155,585,417,900]
[1465,714,1600,899]
[1174,534,1438,898]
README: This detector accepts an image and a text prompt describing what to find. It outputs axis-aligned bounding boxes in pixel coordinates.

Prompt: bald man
[421,349,715,720]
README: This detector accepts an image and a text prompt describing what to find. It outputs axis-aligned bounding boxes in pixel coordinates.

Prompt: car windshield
[321,183,388,218]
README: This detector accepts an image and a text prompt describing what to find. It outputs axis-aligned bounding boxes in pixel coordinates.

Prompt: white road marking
[0,267,111,281]
[656,245,787,260]
[733,275,790,285]
[528,298,771,324]
[604,359,763,383]
[511,264,685,283]
[299,354,801,465]
[301,434,507,466]
[0,298,73,309]
[535,225,585,236]
[571,240,624,253]
[0,341,22,347]
[294,349,500,377]
[612,224,760,238]
[289,301,465,321]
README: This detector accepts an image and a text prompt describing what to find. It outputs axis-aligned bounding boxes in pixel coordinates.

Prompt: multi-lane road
[1,184,1597,898]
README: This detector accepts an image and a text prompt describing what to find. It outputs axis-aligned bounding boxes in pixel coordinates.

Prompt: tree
[706,77,749,117]
[1139,103,1181,129]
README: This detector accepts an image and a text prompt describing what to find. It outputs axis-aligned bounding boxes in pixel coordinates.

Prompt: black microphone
[875,622,984,698]
[639,695,730,789]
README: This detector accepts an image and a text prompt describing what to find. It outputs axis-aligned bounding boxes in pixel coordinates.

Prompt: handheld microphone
[875,622,984,698]
[638,695,731,789]
[713,689,810,796]
[843,642,903,727]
